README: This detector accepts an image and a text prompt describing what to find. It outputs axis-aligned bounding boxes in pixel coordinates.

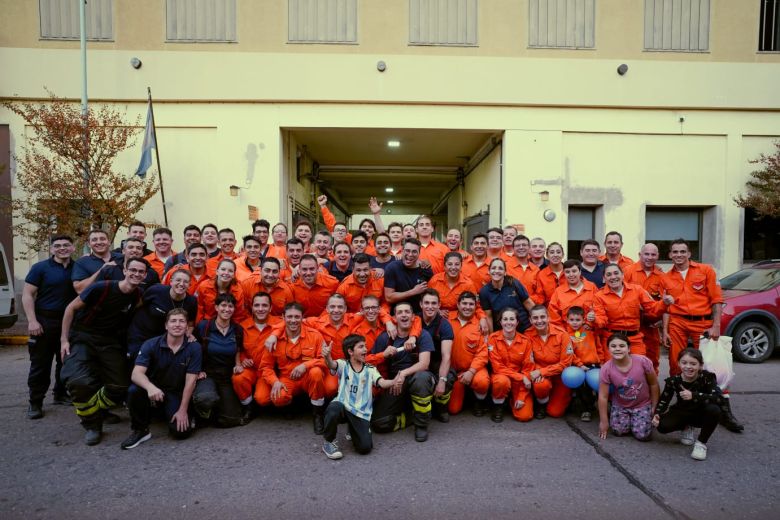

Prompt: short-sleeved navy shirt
[24,257,76,313]
[135,335,202,394]
[419,313,455,365]
[383,262,433,311]
[580,261,606,288]
[195,319,242,372]
[370,256,395,270]
[479,278,531,332]
[372,329,434,378]
[324,261,353,283]
[71,252,122,282]
[97,258,160,292]
[127,284,198,351]
[72,281,141,337]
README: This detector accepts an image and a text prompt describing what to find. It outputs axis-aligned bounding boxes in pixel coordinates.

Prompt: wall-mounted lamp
[617,63,628,76]
[130,57,142,69]
[229,185,241,197]
[539,190,550,202]
[543,209,556,222]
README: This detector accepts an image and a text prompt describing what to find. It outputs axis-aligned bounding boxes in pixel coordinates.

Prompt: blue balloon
[561,366,586,389]
[585,368,601,391]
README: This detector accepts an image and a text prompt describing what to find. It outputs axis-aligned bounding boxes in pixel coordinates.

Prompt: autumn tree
[734,140,780,218]
[2,93,159,256]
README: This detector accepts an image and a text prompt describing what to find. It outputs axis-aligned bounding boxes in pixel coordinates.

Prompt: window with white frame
[528,0,595,49]
[39,0,113,40]
[646,207,702,261]
[166,0,237,42]
[409,0,478,46]
[759,0,780,51]
[644,0,710,51]
[288,0,358,43]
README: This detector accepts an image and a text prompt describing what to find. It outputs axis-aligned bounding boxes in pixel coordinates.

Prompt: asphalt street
[0,346,777,520]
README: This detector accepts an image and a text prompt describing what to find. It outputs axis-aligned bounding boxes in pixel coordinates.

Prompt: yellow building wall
[463,145,502,228]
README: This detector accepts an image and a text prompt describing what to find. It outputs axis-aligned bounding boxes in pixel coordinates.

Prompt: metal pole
[148,87,169,227]
[79,0,90,248]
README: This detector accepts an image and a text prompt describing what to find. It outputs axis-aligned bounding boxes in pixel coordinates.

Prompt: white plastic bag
[700,335,735,390]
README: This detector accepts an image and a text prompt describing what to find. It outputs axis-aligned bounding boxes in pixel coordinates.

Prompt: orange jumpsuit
[547,280,599,326]
[593,283,667,357]
[231,316,282,404]
[335,274,385,313]
[448,315,489,414]
[234,257,262,283]
[162,264,212,297]
[259,325,326,406]
[240,277,295,317]
[291,271,340,317]
[488,331,535,421]
[266,244,287,260]
[525,325,574,418]
[461,255,491,290]
[303,314,355,397]
[196,281,248,323]
[535,267,565,307]
[624,261,667,372]
[598,253,634,271]
[143,251,175,279]
[506,259,542,303]
[662,261,724,375]
[426,273,486,319]
[320,206,377,255]
[418,240,448,274]
[205,251,239,278]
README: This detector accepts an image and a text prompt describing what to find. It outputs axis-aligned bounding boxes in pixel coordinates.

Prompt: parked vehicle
[720,260,780,363]
[0,243,17,329]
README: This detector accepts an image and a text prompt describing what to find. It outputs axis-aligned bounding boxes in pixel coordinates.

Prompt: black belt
[673,314,713,322]
[610,329,639,337]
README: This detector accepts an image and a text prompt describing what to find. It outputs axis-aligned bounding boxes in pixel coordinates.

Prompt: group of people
[21,195,743,461]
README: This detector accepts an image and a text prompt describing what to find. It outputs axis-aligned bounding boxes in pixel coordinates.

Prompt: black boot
[312,405,325,435]
[719,397,744,433]
[491,403,504,423]
[472,399,486,417]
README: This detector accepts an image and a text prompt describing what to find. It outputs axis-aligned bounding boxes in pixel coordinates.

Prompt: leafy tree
[734,141,780,218]
[2,93,158,256]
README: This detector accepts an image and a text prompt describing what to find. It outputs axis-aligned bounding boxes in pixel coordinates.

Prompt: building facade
[1,0,779,282]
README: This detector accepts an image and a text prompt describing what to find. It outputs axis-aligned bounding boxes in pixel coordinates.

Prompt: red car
[720,260,780,363]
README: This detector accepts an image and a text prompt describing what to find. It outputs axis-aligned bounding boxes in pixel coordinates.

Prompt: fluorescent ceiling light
[387,200,394,204]
[387,140,400,148]
[385,187,394,193]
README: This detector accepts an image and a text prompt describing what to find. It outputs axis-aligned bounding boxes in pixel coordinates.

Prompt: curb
[0,336,28,346]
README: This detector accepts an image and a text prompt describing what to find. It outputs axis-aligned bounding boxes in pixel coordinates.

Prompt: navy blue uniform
[580,261,606,289]
[383,262,433,311]
[126,284,197,358]
[127,335,202,437]
[324,261,353,283]
[25,257,76,405]
[479,278,531,332]
[97,256,160,292]
[71,252,123,283]
[369,256,395,270]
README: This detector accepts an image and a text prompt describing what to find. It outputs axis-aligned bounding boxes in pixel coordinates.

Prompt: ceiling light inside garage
[387,140,400,148]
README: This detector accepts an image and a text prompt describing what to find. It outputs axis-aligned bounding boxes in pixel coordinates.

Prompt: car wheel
[731,321,774,363]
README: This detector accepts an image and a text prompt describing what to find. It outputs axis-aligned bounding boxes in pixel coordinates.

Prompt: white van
[0,243,17,329]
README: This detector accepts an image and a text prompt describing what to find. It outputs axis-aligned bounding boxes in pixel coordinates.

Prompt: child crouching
[321,334,395,459]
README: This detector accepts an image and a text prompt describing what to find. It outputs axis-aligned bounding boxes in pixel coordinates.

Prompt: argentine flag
[135,100,156,178]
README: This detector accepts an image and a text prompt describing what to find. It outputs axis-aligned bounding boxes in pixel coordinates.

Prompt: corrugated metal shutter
[528,0,595,48]
[166,0,237,42]
[409,0,478,46]
[39,0,113,40]
[644,0,710,51]
[288,0,358,43]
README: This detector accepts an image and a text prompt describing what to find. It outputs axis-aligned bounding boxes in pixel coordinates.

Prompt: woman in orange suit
[488,308,535,422]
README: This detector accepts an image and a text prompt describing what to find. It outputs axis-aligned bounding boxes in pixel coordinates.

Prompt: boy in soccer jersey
[320,334,395,459]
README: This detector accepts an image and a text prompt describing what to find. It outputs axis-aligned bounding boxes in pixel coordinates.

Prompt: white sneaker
[680,426,695,446]
[691,441,707,461]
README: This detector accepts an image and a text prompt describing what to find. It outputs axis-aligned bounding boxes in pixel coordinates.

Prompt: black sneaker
[84,429,102,446]
[120,430,151,450]
[534,407,547,420]
[27,403,44,420]
[434,407,450,423]
[313,412,325,435]
[103,411,121,425]
[52,394,72,406]
[414,426,428,442]
[472,399,486,417]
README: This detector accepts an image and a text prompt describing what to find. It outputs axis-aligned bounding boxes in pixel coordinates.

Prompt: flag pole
[147,87,168,227]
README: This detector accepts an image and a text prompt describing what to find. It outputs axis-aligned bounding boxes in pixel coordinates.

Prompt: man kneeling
[321,334,394,459]
[121,309,201,449]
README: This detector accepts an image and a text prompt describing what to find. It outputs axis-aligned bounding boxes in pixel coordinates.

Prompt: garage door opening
[281,128,503,238]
